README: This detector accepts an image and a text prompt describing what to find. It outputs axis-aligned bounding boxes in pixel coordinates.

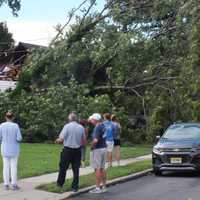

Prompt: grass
[37,160,152,193]
[0,143,152,182]
[0,143,62,182]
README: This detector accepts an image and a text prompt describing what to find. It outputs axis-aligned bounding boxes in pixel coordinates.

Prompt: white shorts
[106,141,114,152]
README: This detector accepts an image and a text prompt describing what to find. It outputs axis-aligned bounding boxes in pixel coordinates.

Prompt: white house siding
[0,81,17,92]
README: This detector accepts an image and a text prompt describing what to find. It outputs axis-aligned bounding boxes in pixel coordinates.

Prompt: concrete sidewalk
[0,154,151,200]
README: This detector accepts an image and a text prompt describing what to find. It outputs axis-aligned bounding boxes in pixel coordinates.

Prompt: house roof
[0,64,6,72]
[17,42,47,50]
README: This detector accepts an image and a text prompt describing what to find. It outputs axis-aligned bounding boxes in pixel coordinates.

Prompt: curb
[60,168,152,199]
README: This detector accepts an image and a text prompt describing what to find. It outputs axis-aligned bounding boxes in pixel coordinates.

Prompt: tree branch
[79,0,97,28]
[50,0,88,46]
[93,76,178,92]
[92,41,120,74]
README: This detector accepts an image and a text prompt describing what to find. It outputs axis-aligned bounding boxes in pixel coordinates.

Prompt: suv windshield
[163,124,200,139]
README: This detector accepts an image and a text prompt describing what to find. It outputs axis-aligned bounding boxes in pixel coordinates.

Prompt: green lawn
[0,143,152,182]
[37,160,152,193]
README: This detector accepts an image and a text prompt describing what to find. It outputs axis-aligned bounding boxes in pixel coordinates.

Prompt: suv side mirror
[155,135,161,143]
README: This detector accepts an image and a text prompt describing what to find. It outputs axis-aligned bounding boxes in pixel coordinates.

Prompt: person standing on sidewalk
[103,113,115,167]
[89,113,107,194]
[55,112,85,192]
[79,120,89,168]
[111,114,121,166]
[0,111,22,190]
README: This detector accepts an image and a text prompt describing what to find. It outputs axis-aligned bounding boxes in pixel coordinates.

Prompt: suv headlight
[153,147,162,154]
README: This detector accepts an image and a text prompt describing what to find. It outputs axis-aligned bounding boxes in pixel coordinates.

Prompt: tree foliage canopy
[0,0,20,16]
[1,0,200,143]
[0,22,14,49]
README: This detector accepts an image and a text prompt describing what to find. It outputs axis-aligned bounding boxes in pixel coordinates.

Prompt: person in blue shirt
[89,113,107,194]
[0,111,22,190]
[103,113,115,167]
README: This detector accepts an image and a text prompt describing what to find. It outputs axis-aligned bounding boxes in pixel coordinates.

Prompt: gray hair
[68,112,77,122]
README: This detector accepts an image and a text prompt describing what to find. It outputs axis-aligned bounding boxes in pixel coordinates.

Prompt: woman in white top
[0,111,22,190]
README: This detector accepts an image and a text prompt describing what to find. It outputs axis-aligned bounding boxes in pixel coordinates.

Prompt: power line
[0,37,52,45]
[19,37,52,42]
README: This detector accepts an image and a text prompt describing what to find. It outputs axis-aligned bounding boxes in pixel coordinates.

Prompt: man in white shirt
[55,112,85,192]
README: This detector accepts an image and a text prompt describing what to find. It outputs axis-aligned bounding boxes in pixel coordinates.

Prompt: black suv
[152,123,200,175]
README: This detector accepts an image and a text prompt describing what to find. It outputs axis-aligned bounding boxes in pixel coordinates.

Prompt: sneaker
[101,186,107,193]
[89,187,102,194]
[71,188,78,193]
[12,185,20,191]
[4,185,9,190]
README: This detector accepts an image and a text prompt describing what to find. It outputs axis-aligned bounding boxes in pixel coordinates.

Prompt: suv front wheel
[153,168,162,176]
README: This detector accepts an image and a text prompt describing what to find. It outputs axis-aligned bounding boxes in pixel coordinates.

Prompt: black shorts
[114,139,121,146]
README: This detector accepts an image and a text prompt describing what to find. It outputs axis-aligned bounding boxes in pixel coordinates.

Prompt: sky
[0,0,105,46]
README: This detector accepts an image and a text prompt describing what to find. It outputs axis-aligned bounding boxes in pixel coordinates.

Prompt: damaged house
[0,42,46,81]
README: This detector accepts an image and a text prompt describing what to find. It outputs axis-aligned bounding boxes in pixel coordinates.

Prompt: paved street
[70,172,200,200]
